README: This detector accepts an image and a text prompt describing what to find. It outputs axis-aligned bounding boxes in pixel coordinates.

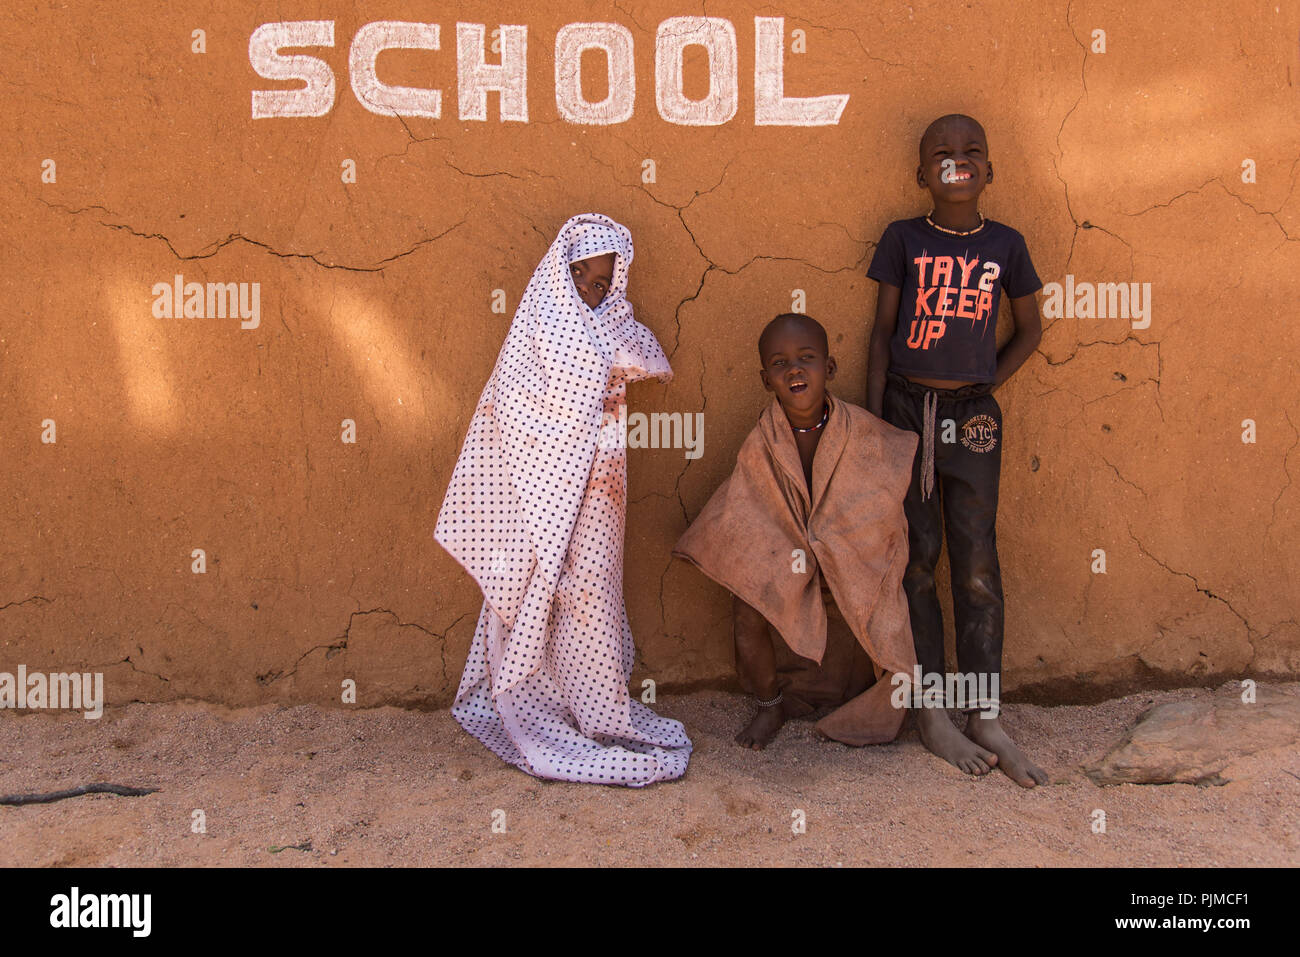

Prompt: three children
[438,113,1048,789]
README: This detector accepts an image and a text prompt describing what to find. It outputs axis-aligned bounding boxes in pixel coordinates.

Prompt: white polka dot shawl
[434,213,671,634]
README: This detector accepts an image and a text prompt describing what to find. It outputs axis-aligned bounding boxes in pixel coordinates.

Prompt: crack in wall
[36,197,467,272]
[1036,333,1159,379]
[611,0,651,34]
[257,607,466,687]
[81,655,172,684]
[1269,410,1298,537]
[433,612,470,686]
[664,205,719,359]
[0,596,52,613]
[765,10,905,69]
[442,159,558,183]
[121,655,170,683]
[1100,455,1148,498]
[1051,0,1090,271]
[571,133,734,218]
[1125,526,1259,667]
[1036,219,1139,349]
[1121,176,1220,217]
[1033,342,1164,421]
[654,351,708,631]
[1121,178,1298,243]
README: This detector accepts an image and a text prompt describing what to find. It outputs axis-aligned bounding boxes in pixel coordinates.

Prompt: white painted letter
[655,17,738,126]
[250,21,336,119]
[457,23,528,122]
[555,23,634,125]
[754,17,847,126]
[350,21,441,119]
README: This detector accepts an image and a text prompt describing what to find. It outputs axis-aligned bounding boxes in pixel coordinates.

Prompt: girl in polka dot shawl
[435,213,693,786]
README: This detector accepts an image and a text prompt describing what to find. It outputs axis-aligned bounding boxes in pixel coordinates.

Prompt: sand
[1,682,1297,867]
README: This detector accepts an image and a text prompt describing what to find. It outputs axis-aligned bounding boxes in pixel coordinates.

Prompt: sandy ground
[1,682,1297,867]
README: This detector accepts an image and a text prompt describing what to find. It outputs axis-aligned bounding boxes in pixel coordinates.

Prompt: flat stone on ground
[1084,688,1300,786]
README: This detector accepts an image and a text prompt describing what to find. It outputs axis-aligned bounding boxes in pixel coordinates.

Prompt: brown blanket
[673,392,919,744]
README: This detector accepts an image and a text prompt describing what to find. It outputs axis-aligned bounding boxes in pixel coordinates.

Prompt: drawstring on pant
[886,371,992,504]
[920,389,937,501]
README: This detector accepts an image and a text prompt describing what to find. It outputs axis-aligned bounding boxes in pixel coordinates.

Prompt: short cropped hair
[758,313,829,361]
[919,114,987,160]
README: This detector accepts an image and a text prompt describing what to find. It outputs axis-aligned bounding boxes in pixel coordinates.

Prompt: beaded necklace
[791,402,830,433]
[925,211,986,236]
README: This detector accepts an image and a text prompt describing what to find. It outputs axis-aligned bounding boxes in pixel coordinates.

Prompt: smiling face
[917,114,992,202]
[570,252,617,309]
[758,315,836,422]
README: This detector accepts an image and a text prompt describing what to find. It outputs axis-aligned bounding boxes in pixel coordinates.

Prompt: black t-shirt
[867,217,1042,382]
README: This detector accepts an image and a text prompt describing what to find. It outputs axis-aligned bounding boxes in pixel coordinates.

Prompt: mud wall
[3,0,1298,709]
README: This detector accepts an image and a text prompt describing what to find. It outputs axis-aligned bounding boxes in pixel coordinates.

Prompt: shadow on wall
[105,274,445,443]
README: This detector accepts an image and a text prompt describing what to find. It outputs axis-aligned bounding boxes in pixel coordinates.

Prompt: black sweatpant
[882,371,1004,702]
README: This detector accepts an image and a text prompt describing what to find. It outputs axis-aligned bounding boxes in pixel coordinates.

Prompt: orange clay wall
[3,1,1298,709]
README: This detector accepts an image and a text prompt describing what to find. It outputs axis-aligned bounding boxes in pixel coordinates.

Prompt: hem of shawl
[826,538,917,679]
[671,547,916,679]
[670,549,834,668]
[484,685,692,787]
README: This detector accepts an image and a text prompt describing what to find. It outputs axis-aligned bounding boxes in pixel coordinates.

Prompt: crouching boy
[674,313,919,749]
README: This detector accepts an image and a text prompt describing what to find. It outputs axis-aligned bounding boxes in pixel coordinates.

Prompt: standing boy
[866,114,1049,787]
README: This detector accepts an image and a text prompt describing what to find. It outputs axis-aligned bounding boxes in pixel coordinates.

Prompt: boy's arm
[866,282,900,417]
[993,292,1043,388]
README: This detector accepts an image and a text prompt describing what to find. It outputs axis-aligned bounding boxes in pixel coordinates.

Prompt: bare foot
[963,712,1049,788]
[915,707,997,775]
[735,705,785,750]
